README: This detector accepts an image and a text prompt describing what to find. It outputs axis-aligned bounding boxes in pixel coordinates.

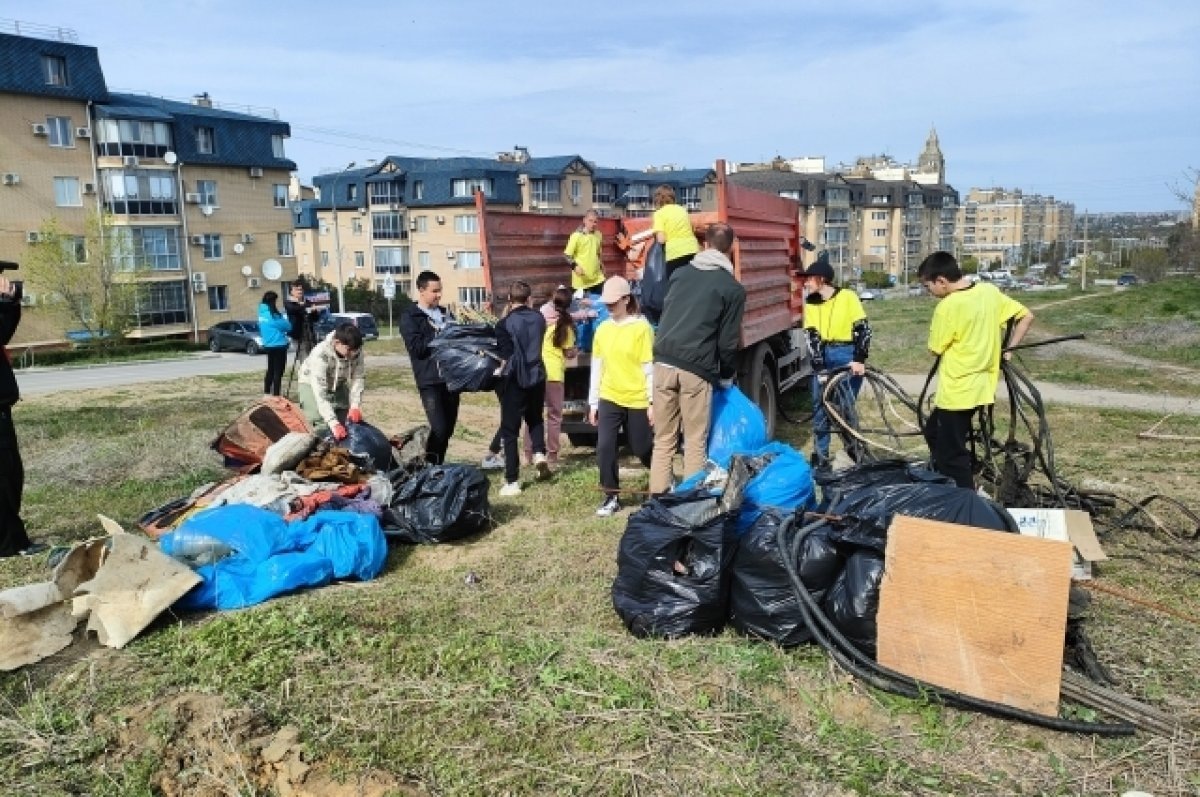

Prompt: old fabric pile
[427,323,501,392]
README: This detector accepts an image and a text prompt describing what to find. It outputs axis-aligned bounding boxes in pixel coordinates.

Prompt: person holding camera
[284,280,319,356]
[0,272,46,557]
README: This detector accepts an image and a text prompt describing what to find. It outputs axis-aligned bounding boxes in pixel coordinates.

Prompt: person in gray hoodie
[649,223,746,494]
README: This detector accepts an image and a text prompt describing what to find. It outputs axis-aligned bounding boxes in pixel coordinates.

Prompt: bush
[860,270,892,289]
[18,339,207,368]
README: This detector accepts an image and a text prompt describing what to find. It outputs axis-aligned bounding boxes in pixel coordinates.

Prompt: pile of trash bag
[428,323,501,392]
[383,464,491,544]
[705,386,769,470]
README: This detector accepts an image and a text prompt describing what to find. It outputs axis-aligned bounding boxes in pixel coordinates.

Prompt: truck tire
[743,343,778,439]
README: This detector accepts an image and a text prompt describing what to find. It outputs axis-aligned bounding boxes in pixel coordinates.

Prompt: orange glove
[347,407,363,424]
[330,422,349,441]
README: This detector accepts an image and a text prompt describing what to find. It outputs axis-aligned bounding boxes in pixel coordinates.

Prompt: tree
[23,214,140,351]
[961,255,980,274]
[1131,249,1169,282]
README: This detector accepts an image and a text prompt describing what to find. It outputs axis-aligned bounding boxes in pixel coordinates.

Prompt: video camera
[0,260,22,304]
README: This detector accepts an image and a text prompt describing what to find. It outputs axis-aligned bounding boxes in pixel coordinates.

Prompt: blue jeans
[810,344,862,463]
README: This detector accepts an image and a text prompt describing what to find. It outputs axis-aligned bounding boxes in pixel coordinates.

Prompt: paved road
[16,354,1199,416]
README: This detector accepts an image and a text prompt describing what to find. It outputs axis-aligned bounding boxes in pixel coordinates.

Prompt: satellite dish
[261,259,283,280]
[240,264,252,276]
[163,151,178,165]
[201,205,213,216]
[234,244,246,256]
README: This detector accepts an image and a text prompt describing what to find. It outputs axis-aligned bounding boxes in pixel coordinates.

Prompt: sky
[18,1,1200,212]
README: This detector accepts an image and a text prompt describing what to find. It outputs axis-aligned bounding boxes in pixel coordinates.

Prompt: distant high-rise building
[954,188,1074,269]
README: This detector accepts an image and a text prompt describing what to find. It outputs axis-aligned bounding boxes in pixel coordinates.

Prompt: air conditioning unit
[248,167,263,178]
[82,182,96,195]
[2,173,20,186]
[26,231,42,243]
[436,215,445,224]
[409,219,418,231]
[192,280,207,294]
[516,175,527,185]
[185,192,202,203]
[75,127,92,139]
[191,272,207,284]
[247,277,261,288]
[445,250,457,260]
[31,123,48,136]
[123,155,139,167]
[357,207,367,215]
[240,233,254,244]
[570,196,580,206]
[19,293,36,307]
[189,234,205,245]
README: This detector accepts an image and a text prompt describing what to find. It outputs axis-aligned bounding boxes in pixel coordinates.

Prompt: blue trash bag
[706,386,769,469]
[161,504,387,611]
[574,293,607,353]
[736,442,818,534]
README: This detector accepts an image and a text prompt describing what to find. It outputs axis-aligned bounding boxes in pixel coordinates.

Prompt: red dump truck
[475,160,810,443]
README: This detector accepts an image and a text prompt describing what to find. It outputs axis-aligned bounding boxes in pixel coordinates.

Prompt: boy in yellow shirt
[564,211,605,293]
[918,251,1034,489]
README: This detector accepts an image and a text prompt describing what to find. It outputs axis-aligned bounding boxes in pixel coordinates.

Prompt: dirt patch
[100,691,419,796]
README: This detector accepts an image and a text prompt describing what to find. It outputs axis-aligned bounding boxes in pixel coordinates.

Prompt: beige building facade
[955,187,1075,268]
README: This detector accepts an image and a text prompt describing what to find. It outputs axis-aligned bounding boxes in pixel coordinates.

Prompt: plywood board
[876,515,1073,716]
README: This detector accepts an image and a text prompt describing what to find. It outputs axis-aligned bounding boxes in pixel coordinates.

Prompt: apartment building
[729,130,957,284]
[0,23,297,346]
[300,150,717,307]
[955,187,1075,268]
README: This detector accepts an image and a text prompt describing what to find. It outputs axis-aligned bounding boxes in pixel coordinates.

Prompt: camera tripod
[284,317,316,399]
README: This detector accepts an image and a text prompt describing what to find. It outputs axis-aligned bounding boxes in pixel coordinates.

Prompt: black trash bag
[728,510,845,647]
[638,241,668,325]
[343,421,393,472]
[612,489,738,639]
[383,464,491,544]
[428,323,501,393]
[816,458,952,508]
[828,481,1017,553]
[823,549,885,655]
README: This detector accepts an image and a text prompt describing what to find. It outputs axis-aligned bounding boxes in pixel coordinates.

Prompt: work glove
[347,407,363,424]
[330,422,349,441]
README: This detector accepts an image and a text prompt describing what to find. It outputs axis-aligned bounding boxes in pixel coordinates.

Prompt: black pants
[597,399,653,496]
[923,407,977,489]
[419,384,461,465]
[0,406,31,557]
[263,346,288,396]
[500,380,546,483]
[664,253,696,281]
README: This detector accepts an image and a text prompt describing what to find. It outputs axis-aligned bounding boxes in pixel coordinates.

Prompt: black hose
[775,513,1136,736]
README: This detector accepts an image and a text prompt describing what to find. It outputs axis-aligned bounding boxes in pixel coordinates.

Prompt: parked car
[857,288,882,301]
[314,311,380,341]
[207,321,263,355]
[1117,273,1140,287]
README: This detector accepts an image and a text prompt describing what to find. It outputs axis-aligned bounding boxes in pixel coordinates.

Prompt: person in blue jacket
[258,290,292,396]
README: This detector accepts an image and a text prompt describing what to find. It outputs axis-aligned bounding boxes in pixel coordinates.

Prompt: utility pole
[1080,210,1088,291]
[330,161,356,313]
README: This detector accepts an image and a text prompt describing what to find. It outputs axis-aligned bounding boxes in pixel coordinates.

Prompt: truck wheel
[744,344,778,439]
[567,432,598,448]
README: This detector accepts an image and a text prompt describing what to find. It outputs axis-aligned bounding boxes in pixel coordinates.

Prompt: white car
[857,288,882,301]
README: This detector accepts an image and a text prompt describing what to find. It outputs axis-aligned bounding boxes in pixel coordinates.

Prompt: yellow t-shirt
[542,323,575,383]
[564,229,604,290]
[652,204,700,262]
[928,282,1028,410]
[803,288,867,342]
[593,316,654,409]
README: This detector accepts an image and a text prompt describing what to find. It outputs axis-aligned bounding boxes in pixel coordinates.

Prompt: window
[354,251,365,269]
[418,251,430,269]
[47,116,73,148]
[207,285,229,311]
[374,247,410,275]
[455,251,482,270]
[112,227,181,271]
[195,127,215,154]
[271,134,286,158]
[413,180,424,200]
[871,211,888,221]
[319,221,329,236]
[346,183,359,203]
[415,216,428,233]
[202,234,223,260]
[778,190,802,200]
[102,168,177,214]
[593,181,616,204]
[133,281,188,327]
[458,287,488,306]
[42,54,68,86]
[626,183,651,203]
[872,229,887,238]
[531,179,560,205]
[369,182,402,204]
[277,233,294,257]
[454,214,478,234]
[196,179,218,206]
[452,177,492,198]
[678,186,700,211]
[62,236,87,263]
[54,177,82,207]
[351,217,363,235]
[826,188,850,204]
[372,211,404,240]
[95,119,172,158]
[273,184,288,208]
[321,250,329,268]
[570,179,582,205]
[870,194,889,205]
[399,279,412,297]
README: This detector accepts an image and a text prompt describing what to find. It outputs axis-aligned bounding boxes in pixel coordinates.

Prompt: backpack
[211,397,313,469]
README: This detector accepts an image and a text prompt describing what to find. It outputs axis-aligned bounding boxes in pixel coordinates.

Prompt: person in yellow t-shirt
[563,210,605,293]
[918,251,1034,489]
[652,184,700,280]
[588,276,654,517]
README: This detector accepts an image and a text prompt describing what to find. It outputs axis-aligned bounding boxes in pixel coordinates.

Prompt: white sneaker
[481,452,504,470]
[533,452,552,481]
[499,481,522,497]
[596,495,621,517]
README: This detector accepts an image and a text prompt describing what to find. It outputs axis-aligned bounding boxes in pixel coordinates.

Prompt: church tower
[917,126,945,184]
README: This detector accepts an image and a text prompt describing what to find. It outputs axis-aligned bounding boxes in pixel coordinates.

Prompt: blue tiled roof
[0,32,109,101]
[291,198,319,229]
[98,92,296,170]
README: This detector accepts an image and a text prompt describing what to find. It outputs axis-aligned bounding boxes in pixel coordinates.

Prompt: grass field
[2,290,1199,796]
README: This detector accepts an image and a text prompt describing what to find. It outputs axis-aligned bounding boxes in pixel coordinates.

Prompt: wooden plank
[876,515,1074,716]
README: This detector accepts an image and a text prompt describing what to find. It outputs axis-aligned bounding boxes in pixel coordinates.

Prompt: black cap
[800,259,835,281]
